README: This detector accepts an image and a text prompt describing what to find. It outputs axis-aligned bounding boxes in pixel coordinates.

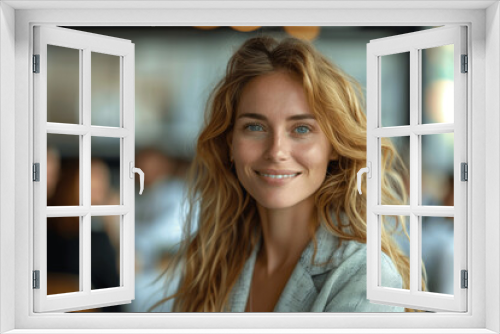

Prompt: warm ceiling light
[193,26,219,30]
[231,26,261,32]
[284,26,321,41]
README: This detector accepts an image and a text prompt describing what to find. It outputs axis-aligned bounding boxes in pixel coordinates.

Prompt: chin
[255,196,301,210]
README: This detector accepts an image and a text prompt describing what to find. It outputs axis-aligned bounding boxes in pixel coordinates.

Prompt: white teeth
[258,172,298,179]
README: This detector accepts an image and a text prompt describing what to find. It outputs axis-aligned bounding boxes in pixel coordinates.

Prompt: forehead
[236,71,312,118]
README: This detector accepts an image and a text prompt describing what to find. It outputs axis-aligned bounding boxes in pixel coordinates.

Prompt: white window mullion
[412,123,454,135]
[373,124,454,138]
[366,40,379,299]
[409,47,419,294]
[47,123,88,135]
[119,55,125,287]
[82,47,92,295]
[373,126,412,138]
[46,206,88,217]
[78,47,84,293]
[122,45,135,295]
[411,206,455,217]
[46,123,130,138]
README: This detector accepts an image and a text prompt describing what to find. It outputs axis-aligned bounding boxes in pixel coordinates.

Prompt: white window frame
[0,1,499,333]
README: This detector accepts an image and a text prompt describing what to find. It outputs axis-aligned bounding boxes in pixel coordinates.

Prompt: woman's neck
[256,196,315,275]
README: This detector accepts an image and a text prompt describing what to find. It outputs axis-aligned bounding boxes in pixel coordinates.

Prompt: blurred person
[47,158,123,312]
[91,158,120,206]
[90,158,121,252]
[128,148,193,312]
[150,36,414,312]
[134,148,188,265]
[47,146,61,201]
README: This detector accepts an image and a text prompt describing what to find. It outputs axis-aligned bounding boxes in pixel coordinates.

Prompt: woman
[151,36,410,312]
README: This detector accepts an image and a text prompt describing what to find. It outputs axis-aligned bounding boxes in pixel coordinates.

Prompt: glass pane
[47,134,80,206]
[91,137,121,206]
[91,216,121,290]
[47,217,80,295]
[422,45,454,124]
[92,52,121,127]
[381,52,410,127]
[380,136,410,205]
[381,215,410,290]
[421,133,454,206]
[421,216,454,294]
[47,45,80,124]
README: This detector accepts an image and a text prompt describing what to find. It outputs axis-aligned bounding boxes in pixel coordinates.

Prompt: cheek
[232,138,261,164]
[298,143,332,171]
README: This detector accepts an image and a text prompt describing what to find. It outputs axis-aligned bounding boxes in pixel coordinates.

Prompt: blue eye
[295,125,311,134]
[246,124,264,132]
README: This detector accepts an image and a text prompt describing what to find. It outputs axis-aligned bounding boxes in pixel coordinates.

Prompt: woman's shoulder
[313,228,402,288]
[306,225,404,312]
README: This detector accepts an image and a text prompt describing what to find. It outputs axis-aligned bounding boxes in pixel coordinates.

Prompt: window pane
[47,45,80,124]
[422,45,454,124]
[47,217,80,295]
[91,136,121,206]
[380,136,410,205]
[91,216,121,290]
[381,215,410,290]
[421,216,454,294]
[47,134,80,206]
[421,133,454,206]
[381,52,410,127]
[92,52,121,127]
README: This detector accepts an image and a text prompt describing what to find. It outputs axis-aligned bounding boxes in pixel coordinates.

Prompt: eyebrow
[237,113,316,121]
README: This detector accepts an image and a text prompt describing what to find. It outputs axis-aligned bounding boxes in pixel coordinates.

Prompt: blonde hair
[150,36,414,312]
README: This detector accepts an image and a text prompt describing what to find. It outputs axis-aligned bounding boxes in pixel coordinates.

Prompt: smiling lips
[255,170,302,181]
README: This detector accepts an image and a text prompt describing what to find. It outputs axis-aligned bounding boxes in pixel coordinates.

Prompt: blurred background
[44,26,455,312]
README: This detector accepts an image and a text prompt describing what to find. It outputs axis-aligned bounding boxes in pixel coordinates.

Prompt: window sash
[366,25,468,312]
[32,25,136,313]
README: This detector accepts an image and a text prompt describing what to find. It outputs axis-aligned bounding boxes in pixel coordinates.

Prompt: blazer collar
[229,221,344,312]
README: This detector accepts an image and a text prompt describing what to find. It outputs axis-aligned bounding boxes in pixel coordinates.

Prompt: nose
[264,130,289,162]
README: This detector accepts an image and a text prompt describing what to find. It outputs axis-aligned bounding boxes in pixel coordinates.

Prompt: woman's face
[231,71,337,210]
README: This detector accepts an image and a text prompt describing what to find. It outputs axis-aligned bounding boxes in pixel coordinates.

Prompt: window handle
[129,162,144,195]
[357,162,371,195]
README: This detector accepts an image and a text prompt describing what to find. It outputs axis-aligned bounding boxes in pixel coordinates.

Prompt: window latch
[129,162,144,195]
[357,162,372,195]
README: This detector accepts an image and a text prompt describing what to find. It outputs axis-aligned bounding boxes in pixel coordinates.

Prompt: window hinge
[33,54,40,73]
[33,270,40,289]
[461,54,468,73]
[33,163,40,182]
[461,270,468,289]
[461,163,468,181]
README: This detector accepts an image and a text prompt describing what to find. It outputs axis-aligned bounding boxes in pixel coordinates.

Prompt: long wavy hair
[150,36,414,312]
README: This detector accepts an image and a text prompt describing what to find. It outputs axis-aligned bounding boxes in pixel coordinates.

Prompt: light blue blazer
[228,224,405,312]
